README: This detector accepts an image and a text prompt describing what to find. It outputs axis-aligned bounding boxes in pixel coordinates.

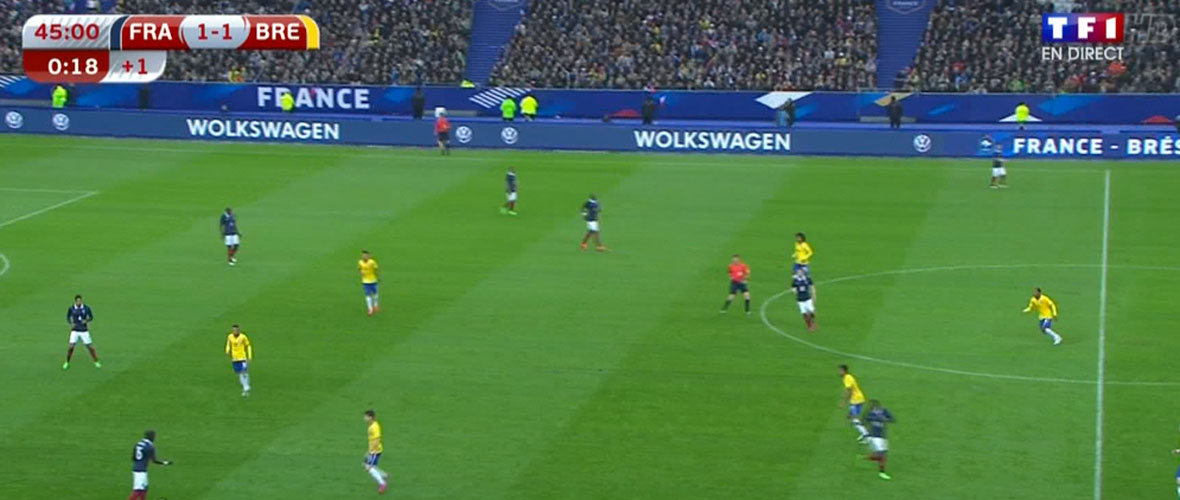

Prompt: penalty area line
[0,190,100,278]
[0,187,97,194]
[0,191,99,230]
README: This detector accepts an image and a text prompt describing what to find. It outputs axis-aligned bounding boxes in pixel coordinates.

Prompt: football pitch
[2,134,1180,499]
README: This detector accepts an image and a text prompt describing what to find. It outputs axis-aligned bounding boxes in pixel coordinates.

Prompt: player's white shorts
[992,167,1006,177]
[224,234,240,246]
[507,191,517,202]
[797,299,815,314]
[132,471,149,490]
[68,330,93,345]
[869,437,888,453]
[586,220,599,232]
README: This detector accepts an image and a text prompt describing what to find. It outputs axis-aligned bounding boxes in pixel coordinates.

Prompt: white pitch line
[759,262,1180,387]
[1094,169,1111,500]
[0,142,501,162]
[0,191,99,230]
[0,187,96,194]
[0,190,99,278]
[0,141,1120,173]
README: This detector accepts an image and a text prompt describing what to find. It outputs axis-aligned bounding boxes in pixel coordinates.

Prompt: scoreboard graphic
[21,15,319,83]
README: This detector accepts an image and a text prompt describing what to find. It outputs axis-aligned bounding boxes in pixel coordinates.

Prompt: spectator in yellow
[500,97,516,122]
[280,91,295,113]
[1015,102,1030,130]
[520,94,537,121]
[51,85,68,109]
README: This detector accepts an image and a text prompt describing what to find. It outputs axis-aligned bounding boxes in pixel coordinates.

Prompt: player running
[1022,287,1062,345]
[225,324,253,396]
[839,364,870,442]
[358,250,380,316]
[63,294,100,370]
[128,429,171,500]
[721,254,751,315]
[501,167,518,215]
[364,409,390,494]
[792,268,817,331]
[220,207,241,266]
[792,232,813,275]
[865,400,895,480]
[990,145,1008,189]
[580,194,606,252]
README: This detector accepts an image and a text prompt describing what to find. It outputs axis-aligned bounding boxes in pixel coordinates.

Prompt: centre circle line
[759,263,1180,386]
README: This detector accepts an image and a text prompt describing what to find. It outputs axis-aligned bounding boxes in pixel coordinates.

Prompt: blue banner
[5,107,1180,159]
[3,76,1180,124]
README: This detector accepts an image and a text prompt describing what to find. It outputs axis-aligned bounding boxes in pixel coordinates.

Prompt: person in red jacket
[722,254,751,315]
[434,108,451,156]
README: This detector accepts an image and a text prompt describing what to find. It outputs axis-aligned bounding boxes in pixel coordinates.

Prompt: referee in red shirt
[434,108,451,155]
[722,254,751,315]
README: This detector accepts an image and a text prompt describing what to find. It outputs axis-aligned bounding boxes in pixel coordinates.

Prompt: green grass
[1,135,1179,499]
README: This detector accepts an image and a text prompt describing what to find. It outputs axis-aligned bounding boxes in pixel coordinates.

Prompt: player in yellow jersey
[792,232,813,275]
[839,364,870,442]
[224,324,252,396]
[1022,287,1062,345]
[363,409,389,494]
[358,250,380,316]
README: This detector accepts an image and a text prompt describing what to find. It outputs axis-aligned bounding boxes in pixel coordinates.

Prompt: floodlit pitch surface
[1,135,1178,500]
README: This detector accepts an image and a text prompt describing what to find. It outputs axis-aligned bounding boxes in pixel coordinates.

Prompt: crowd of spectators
[909,0,1180,93]
[0,0,63,75]
[4,0,1179,93]
[489,0,877,90]
[0,0,472,85]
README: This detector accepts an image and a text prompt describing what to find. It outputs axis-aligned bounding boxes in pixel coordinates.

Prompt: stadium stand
[2,0,1177,94]
[0,1,67,75]
[131,0,474,85]
[910,0,1180,93]
[487,0,878,90]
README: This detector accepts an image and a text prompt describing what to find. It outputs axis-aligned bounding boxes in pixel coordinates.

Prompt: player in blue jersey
[1170,423,1180,499]
[865,400,894,480]
[501,167,518,215]
[580,194,606,251]
[990,145,1008,189]
[792,268,817,331]
[128,429,171,500]
[63,294,100,370]
[220,207,241,265]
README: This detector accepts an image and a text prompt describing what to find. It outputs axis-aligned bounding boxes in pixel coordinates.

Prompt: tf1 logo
[1042,13,1124,43]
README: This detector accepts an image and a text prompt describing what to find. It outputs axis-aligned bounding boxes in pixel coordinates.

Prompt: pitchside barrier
[2,77,1180,124]
[4,106,1180,159]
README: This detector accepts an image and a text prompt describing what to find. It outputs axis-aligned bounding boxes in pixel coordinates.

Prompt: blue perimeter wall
[2,77,1180,124]
[5,106,1180,159]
